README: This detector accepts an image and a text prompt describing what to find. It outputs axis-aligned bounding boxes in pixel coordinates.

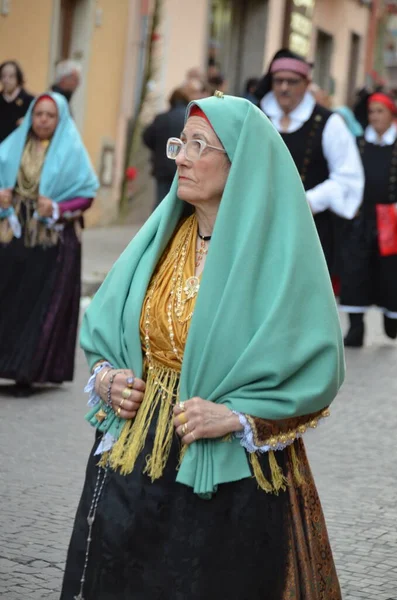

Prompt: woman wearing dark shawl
[61,94,344,599]
[0,92,99,395]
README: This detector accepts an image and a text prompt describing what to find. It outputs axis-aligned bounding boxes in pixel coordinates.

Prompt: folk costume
[61,96,344,600]
[258,51,364,276]
[0,93,98,390]
[340,93,397,346]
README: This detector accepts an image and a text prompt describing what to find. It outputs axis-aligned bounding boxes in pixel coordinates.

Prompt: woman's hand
[0,189,12,209]
[173,397,243,446]
[37,195,54,218]
[96,368,145,420]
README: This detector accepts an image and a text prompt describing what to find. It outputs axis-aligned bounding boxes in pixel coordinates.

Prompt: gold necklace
[195,236,209,267]
[144,216,196,362]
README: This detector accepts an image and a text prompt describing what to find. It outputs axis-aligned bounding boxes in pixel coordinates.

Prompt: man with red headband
[340,92,397,346]
[256,49,364,275]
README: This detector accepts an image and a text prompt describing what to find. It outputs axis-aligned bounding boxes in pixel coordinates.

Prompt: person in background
[243,77,259,104]
[0,61,35,143]
[334,106,364,138]
[340,93,397,347]
[208,73,227,95]
[0,92,98,396]
[256,49,364,280]
[51,60,81,105]
[143,88,189,209]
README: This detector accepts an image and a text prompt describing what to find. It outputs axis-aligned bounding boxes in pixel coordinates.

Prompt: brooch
[214,90,224,99]
[16,98,23,106]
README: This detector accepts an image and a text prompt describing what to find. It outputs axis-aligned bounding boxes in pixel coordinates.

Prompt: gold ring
[120,398,125,408]
[181,423,189,436]
[117,407,121,416]
[179,413,187,424]
[122,387,132,400]
[178,401,186,412]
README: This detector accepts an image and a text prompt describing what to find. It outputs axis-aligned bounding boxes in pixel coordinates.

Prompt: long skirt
[61,422,341,600]
[340,214,397,317]
[0,224,81,384]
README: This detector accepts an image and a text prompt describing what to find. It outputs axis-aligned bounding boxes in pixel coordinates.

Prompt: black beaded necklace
[198,231,212,241]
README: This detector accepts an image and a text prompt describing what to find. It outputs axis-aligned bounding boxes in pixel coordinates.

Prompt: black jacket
[0,88,35,143]
[142,102,187,180]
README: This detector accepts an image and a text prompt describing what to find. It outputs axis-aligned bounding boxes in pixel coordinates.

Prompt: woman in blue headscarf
[0,92,99,396]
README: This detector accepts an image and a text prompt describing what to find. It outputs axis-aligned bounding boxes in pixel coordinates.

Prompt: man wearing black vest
[256,50,364,277]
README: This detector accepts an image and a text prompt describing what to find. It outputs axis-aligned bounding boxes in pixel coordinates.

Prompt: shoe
[344,313,364,347]
[12,383,34,397]
[383,315,397,340]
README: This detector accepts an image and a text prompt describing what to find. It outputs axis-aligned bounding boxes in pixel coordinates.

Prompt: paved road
[0,310,396,600]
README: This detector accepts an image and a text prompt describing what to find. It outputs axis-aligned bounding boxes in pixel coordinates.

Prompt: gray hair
[54,60,82,83]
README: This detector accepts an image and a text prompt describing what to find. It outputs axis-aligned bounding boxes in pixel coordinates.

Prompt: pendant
[184,276,200,299]
[94,409,107,423]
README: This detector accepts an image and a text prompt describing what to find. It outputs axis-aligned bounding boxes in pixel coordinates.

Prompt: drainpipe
[365,0,382,85]
[134,0,151,118]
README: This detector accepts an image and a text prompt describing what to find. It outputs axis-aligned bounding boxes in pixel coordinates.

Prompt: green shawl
[81,95,345,496]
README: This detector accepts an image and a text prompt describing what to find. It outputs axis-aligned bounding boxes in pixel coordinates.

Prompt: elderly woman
[340,93,397,347]
[61,95,343,599]
[0,93,98,395]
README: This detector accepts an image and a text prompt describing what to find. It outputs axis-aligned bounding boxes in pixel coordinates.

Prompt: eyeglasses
[166,137,226,162]
[273,77,303,87]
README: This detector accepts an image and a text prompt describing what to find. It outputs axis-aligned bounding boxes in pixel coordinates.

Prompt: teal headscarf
[0,92,99,201]
[81,95,345,497]
[334,106,364,138]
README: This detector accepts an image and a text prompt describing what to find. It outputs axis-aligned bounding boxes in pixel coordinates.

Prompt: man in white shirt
[257,50,364,275]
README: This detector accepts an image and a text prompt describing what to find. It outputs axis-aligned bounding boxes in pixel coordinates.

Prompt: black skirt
[340,213,397,314]
[60,418,341,600]
[0,223,81,384]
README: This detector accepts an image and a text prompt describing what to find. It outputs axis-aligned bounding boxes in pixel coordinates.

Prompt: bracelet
[100,368,111,384]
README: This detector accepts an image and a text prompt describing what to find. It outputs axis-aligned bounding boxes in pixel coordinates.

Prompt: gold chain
[144,216,197,363]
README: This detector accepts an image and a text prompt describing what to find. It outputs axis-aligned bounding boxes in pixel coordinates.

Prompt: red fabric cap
[368,93,397,115]
[188,105,213,128]
[35,94,57,106]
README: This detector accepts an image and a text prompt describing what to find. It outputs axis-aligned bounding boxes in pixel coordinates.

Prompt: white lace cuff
[233,411,271,453]
[85,361,113,407]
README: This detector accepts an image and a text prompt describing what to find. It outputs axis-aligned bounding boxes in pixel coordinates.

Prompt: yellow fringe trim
[102,363,182,480]
[269,450,288,493]
[288,443,305,487]
[250,453,273,493]
[250,450,289,494]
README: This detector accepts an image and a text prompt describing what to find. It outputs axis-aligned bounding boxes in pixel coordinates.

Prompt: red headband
[188,105,213,128]
[270,58,310,79]
[368,93,397,115]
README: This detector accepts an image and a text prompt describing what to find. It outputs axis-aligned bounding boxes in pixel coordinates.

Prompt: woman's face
[1,63,18,95]
[32,99,59,140]
[368,102,394,135]
[175,116,230,208]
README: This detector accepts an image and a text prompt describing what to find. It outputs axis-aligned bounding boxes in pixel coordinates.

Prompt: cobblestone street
[0,310,396,600]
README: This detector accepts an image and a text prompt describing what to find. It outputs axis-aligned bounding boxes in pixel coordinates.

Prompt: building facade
[0,0,210,226]
[0,0,373,225]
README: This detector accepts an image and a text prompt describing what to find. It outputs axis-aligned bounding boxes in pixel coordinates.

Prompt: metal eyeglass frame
[166,137,226,162]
